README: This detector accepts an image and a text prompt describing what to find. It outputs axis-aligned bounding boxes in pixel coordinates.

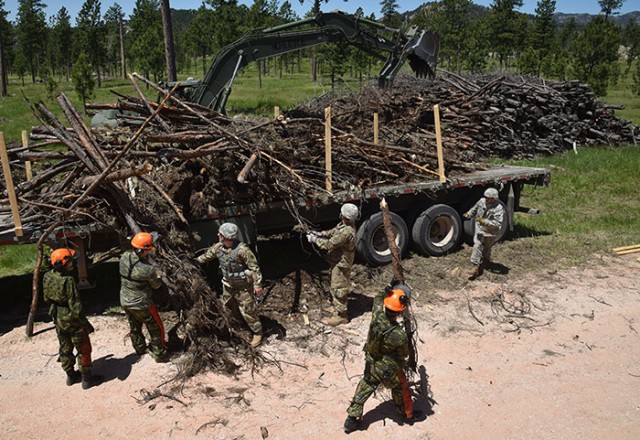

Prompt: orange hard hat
[50,248,76,267]
[384,289,408,312]
[131,232,155,250]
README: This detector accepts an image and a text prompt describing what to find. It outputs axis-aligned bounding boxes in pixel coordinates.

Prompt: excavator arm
[189,10,440,113]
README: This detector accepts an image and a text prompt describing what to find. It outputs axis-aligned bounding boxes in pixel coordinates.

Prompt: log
[78,163,154,186]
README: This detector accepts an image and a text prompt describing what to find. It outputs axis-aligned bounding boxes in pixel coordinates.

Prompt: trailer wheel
[463,199,509,245]
[411,204,462,257]
[356,212,409,266]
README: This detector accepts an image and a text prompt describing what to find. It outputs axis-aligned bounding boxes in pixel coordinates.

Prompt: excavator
[186,10,440,113]
[92,10,439,125]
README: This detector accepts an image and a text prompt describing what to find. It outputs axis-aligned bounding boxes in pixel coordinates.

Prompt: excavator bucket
[405,30,440,79]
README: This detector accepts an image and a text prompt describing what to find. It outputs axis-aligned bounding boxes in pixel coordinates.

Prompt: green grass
[509,145,640,268]
[0,244,39,277]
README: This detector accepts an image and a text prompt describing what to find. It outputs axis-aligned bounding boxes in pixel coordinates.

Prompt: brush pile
[0,72,636,374]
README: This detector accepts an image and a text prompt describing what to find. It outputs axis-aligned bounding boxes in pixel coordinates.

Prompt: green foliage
[380,0,402,28]
[0,245,38,278]
[103,3,125,80]
[51,7,73,81]
[422,0,474,74]
[44,71,58,101]
[16,0,48,83]
[571,15,621,96]
[71,52,95,105]
[527,0,556,76]
[487,0,526,69]
[128,0,164,81]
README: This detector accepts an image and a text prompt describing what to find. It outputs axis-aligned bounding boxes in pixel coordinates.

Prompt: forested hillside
[0,0,639,103]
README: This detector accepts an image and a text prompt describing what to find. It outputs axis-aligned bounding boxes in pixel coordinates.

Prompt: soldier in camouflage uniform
[343,283,415,433]
[43,248,101,389]
[307,203,358,326]
[119,232,168,362]
[463,188,504,280]
[196,222,264,348]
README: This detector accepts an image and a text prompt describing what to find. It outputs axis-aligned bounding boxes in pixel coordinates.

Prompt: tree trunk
[161,0,177,82]
[0,33,7,97]
[119,15,127,79]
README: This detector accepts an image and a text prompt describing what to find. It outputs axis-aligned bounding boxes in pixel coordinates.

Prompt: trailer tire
[463,199,509,245]
[411,204,462,257]
[356,212,409,266]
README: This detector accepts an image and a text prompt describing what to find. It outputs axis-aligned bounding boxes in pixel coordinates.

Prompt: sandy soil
[1,253,640,440]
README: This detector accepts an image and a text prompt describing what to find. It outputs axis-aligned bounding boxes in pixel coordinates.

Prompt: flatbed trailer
[0,163,550,285]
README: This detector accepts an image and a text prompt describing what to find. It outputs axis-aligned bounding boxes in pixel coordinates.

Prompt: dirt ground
[1,250,640,440]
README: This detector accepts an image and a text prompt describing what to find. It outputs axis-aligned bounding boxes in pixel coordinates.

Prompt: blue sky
[3,0,639,23]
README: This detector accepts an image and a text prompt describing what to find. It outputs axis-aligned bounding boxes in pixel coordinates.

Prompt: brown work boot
[468,264,481,280]
[250,333,263,348]
[327,314,349,326]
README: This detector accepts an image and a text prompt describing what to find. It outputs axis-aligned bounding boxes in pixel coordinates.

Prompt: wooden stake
[21,130,32,180]
[612,244,640,252]
[615,248,640,255]
[274,105,280,118]
[0,133,23,237]
[433,104,446,183]
[373,112,379,145]
[325,107,332,194]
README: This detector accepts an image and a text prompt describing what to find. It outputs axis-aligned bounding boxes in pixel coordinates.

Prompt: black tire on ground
[462,199,509,245]
[356,212,409,266]
[411,204,462,257]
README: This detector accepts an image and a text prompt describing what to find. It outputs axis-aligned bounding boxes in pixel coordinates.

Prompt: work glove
[83,321,95,334]
[306,233,317,244]
[475,217,487,225]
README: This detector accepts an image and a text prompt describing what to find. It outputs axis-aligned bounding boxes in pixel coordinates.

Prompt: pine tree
[128,0,165,81]
[16,0,47,83]
[380,0,401,28]
[75,0,104,87]
[571,15,621,96]
[51,7,73,81]
[72,52,96,108]
[598,0,624,20]
[104,4,126,79]
[487,0,525,70]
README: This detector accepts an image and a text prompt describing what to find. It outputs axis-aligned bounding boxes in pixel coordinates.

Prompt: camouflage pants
[56,326,92,374]
[330,264,351,316]
[470,233,496,266]
[223,285,262,335]
[347,361,407,418]
[124,305,167,357]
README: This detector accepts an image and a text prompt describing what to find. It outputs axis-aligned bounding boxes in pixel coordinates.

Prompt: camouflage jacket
[315,222,356,269]
[119,250,162,310]
[364,289,409,373]
[43,269,88,333]
[196,242,262,287]
[465,198,504,237]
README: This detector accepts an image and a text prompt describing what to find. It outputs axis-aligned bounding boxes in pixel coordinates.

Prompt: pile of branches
[0,72,636,374]
[297,72,638,161]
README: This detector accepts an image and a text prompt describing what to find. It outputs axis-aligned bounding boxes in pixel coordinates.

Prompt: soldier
[343,283,415,433]
[43,248,101,389]
[119,232,169,362]
[307,203,358,326]
[196,222,264,348]
[463,187,505,280]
